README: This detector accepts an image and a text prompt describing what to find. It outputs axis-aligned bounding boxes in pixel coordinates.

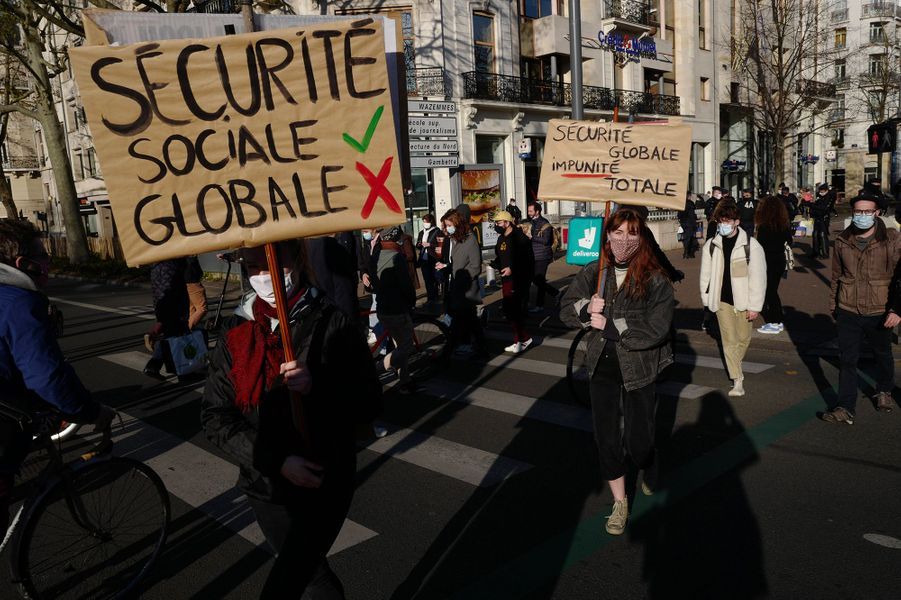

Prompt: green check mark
[342,105,384,153]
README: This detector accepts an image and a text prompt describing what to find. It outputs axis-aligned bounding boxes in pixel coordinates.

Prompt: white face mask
[446,225,456,235]
[717,223,734,237]
[249,270,296,306]
[422,222,433,230]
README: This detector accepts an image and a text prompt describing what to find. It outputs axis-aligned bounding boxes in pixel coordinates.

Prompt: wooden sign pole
[264,243,311,445]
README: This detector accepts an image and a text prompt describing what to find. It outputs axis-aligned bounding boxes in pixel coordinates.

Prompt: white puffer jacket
[699,229,767,313]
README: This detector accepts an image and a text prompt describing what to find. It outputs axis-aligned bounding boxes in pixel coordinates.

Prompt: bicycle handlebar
[79,420,115,461]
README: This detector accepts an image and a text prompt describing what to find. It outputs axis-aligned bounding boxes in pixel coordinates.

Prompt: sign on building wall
[538,119,690,211]
[71,18,406,266]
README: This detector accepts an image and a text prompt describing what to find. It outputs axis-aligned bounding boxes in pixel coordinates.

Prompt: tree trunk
[23,21,89,263]
[772,131,786,191]
[0,164,17,218]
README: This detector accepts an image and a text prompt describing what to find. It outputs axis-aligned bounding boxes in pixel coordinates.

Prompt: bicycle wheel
[566,328,592,407]
[14,457,170,600]
[411,315,450,367]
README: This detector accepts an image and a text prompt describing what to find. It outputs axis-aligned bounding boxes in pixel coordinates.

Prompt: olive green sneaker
[605,498,629,535]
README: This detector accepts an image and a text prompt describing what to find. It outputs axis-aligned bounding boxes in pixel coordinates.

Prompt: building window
[521,0,552,19]
[700,77,710,101]
[476,135,505,164]
[730,81,741,104]
[338,8,415,73]
[832,128,845,148]
[473,12,495,73]
[869,21,885,44]
[698,0,708,49]
[834,58,846,81]
[521,57,551,81]
[72,150,84,181]
[869,54,886,76]
[834,28,846,49]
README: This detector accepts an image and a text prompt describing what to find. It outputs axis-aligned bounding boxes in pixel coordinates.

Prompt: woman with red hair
[560,207,674,536]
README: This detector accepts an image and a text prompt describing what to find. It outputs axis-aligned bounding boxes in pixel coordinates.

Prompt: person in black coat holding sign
[201,240,381,600]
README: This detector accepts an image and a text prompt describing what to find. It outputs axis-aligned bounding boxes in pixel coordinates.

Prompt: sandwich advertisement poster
[460,166,502,224]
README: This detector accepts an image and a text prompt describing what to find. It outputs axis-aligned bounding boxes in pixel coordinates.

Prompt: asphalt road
[2,259,900,600]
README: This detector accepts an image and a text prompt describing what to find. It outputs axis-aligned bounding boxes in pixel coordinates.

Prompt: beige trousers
[715,301,752,381]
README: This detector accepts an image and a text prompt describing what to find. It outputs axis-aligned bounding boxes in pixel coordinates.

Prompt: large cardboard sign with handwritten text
[538,120,690,211]
[70,19,405,265]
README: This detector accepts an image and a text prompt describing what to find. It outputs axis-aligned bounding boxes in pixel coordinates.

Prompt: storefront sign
[564,32,657,64]
[71,18,406,266]
[539,119,690,210]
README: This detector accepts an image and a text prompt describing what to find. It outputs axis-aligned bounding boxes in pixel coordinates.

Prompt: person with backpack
[699,200,767,397]
[505,198,523,224]
[737,189,759,237]
[704,186,724,240]
[526,201,559,312]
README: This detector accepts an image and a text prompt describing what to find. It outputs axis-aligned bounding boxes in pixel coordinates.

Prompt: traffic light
[867,122,896,154]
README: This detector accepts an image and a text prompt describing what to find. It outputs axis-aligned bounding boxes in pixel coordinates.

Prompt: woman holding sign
[201,240,381,599]
[560,207,674,536]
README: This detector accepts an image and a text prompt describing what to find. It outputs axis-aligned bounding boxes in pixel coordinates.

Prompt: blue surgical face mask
[362,231,373,241]
[852,214,876,229]
[446,226,457,235]
[717,223,734,237]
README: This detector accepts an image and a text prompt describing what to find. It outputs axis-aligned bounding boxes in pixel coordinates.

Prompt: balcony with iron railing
[1,156,40,171]
[187,0,236,14]
[831,75,851,87]
[603,0,653,29]
[831,8,849,22]
[799,79,837,98]
[406,67,451,98]
[462,72,681,116]
[861,2,901,19]
[828,108,847,122]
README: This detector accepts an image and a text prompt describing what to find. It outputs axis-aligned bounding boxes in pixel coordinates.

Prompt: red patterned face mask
[610,237,640,263]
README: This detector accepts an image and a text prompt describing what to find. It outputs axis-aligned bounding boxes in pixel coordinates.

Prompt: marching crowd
[0,179,898,596]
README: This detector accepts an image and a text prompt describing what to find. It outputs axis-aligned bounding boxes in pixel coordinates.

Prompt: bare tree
[0,50,29,218]
[730,0,839,188]
[854,21,900,125]
[0,1,91,262]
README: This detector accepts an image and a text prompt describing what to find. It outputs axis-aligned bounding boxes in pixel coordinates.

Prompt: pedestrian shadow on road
[368,352,601,600]
[630,392,768,599]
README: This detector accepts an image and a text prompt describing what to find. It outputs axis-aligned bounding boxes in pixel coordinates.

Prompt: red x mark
[357,157,402,219]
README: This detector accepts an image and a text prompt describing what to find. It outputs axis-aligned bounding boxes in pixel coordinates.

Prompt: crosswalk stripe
[476,355,718,399]
[49,297,156,320]
[483,330,774,373]
[363,427,533,488]
[423,379,593,433]
[97,354,377,556]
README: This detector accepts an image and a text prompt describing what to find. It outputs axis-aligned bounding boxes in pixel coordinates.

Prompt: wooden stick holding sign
[264,243,312,446]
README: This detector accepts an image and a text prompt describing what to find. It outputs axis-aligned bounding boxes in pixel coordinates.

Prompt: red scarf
[226,288,305,413]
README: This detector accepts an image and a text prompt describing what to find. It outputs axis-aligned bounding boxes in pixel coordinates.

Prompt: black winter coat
[200,292,381,503]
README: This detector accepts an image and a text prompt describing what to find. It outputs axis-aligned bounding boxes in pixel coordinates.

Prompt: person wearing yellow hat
[490,210,535,353]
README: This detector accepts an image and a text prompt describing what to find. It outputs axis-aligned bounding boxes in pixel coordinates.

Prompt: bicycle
[0,405,170,600]
[566,328,592,407]
[362,310,451,376]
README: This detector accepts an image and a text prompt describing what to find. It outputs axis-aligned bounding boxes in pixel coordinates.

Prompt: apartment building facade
[294,0,720,228]
[826,0,901,194]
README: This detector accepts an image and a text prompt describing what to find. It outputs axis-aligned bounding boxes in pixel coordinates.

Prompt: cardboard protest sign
[70,18,406,266]
[538,119,691,211]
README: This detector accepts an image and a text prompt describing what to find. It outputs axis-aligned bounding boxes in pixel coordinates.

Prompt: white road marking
[423,379,593,432]
[97,354,377,556]
[50,297,156,320]
[363,427,532,488]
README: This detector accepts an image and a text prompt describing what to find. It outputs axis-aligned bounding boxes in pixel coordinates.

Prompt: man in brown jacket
[823,191,900,424]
